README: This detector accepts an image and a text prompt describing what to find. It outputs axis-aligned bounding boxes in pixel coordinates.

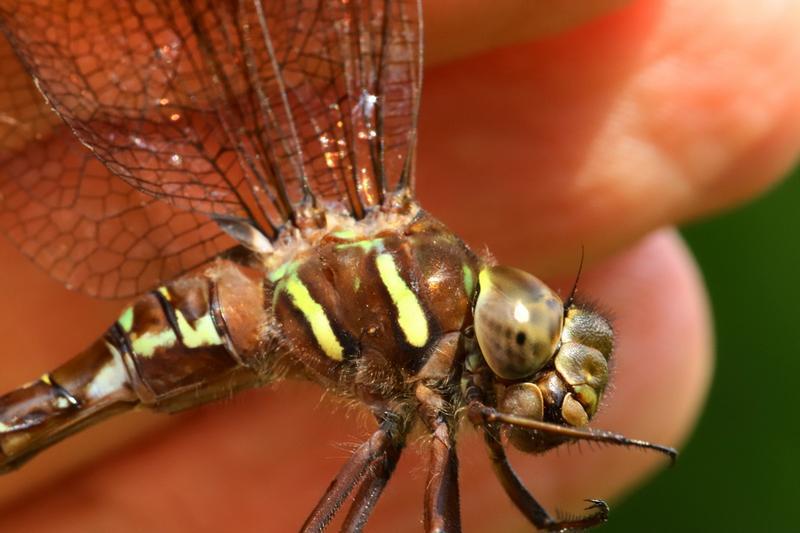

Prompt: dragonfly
[0,1,675,530]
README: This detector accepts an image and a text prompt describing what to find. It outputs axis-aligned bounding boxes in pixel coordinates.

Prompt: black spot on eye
[515,331,526,346]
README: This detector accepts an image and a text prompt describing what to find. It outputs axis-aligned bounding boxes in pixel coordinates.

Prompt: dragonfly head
[472,265,614,451]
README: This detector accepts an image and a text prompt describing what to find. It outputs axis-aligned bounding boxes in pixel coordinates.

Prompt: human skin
[1,0,799,530]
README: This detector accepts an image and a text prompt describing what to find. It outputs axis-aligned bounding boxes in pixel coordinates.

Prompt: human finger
[420,0,800,275]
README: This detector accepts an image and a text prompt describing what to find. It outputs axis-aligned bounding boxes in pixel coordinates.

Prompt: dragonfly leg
[416,383,462,533]
[301,413,406,532]
[482,422,609,531]
[340,430,405,533]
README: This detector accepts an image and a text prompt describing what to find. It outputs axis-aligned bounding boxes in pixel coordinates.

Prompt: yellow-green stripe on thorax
[335,234,432,348]
[269,229,478,363]
[270,259,346,362]
[375,252,429,348]
[463,264,475,298]
[270,234,430,361]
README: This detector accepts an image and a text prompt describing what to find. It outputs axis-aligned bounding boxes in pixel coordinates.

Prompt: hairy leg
[482,422,608,530]
[301,415,406,532]
[416,383,462,533]
[340,436,404,533]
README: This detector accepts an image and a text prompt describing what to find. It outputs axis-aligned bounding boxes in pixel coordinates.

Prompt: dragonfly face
[473,265,614,436]
[0,1,675,530]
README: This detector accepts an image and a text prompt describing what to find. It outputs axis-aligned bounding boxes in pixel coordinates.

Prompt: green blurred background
[606,169,800,531]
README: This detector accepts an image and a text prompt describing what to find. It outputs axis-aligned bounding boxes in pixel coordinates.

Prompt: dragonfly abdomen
[0,334,138,473]
[0,260,269,471]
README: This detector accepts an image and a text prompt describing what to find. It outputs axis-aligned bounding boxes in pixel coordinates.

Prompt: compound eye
[474,266,564,380]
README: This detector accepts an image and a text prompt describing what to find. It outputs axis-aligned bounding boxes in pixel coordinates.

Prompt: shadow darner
[0,1,674,530]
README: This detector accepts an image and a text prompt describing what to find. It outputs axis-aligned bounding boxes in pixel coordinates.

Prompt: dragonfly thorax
[267,209,481,392]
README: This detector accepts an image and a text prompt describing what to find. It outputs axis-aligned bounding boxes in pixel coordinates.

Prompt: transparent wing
[0,0,422,298]
[0,0,422,233]
[0,36,234,298]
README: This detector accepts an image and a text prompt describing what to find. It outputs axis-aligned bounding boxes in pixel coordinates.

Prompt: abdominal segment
[0,260,269,472]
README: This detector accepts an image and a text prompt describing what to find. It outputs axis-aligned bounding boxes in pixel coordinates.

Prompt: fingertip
[420,0,800,275]
[424,0,629,65]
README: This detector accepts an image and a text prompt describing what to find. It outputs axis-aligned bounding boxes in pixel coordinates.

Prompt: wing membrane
[0,37,233,298]
[0,0,421,297]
